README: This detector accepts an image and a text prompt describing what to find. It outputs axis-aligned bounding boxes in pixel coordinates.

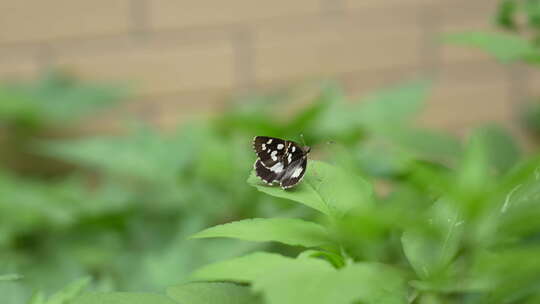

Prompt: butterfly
[252,136,311,189]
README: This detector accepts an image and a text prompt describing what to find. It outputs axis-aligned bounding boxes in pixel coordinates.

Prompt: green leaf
[192,253,406,304]
[524,0,540,28]
[0,274,22,282]
[475,125,521,174]
[253,260,406,304]
[191,218,331,247]
[247,166,329,215]
[22,278,91,304]
[297,250,346,269]
[39,126,193,182]
[74,292,177,304]
[167,282,262,304]
[27,291,45,304]
[357,79,431,127]
[498,157,540,238]
[455,133,493,214]
[402,198,463,279]
[46,277,91,304]
[374,126,462,161]
[0,71,126,129]
[192,252,295,282]
[248,160,372,217]
[443,31,538,62]
[496,0,518,30]
[471,247,540,303]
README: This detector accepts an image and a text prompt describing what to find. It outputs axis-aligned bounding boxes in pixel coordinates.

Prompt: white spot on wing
[267,139,273,144]
[291,167,303,178]
[287,154,292,163]
[270,162,284,173]
[271,150,278,161]
[291,146,296,153]
[277,144,284,150]
[262,144,266,150]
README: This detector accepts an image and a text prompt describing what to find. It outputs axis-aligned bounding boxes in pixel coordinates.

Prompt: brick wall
[0,0,535,137]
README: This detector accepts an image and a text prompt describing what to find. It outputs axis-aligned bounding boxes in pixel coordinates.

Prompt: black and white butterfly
[252,136,310,189]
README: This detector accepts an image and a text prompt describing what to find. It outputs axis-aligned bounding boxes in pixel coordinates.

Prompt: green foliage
[192,252,407,304]
[355,79,431,128]
[447,1,540,140]
[0,71,125,130]
[443,32,539,63]
[2,69,539,304]
[39,126,193,182]
[192,252,296,282]
[185,119,540,303]
[166,282,262,304]
[75,293,177,304]
[496,0,540,44]
[25,277,90,304]
[401,198,463,280]
[520,101,540,139]
[475,124,521,174]
[0,274,23,281]
[248,160,372,216]
[497,0,519,29]
[252,262,406,304]
[192,218,331,247]
[444,1,540,64]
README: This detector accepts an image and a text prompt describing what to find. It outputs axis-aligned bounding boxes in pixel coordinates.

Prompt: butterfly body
[252,136,310,189]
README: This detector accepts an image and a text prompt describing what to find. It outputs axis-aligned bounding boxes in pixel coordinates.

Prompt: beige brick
[0,48,39,80]
[345,1,422,26]
[423,86,511,131]
[440,18,500,65]
[55,40,236,97]
[77,89,232,135]
[341,62,514,136]
[340,67,424,99]
[253,19,422,85]
[436,60,509,88]
[127,89,228,116]
[441,0,498,27]
[345,0,434,10]
[0,60,38,81]
[149,0,322,31]
[419,62,513,134]
[145,90,233,129]
[441,42,499,66]
[0,0,131,44]
[436,0,500,64]
[528,68,540,98]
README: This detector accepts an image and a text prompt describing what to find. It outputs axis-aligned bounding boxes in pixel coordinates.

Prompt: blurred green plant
[0,71,125,131]
[444,0,540,141]
[63,125,539,304]
[1,68,536,304]
[0,71,127,175]
[182,131,534,304]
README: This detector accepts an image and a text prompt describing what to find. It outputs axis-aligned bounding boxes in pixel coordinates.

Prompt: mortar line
[231,29,256,90]
[418,3,443,76]
[130,0,150,39]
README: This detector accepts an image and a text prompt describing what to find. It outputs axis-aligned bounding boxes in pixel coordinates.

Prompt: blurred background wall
[0,0,535,136]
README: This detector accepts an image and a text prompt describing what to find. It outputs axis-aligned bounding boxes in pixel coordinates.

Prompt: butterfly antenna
[300,133,307,146]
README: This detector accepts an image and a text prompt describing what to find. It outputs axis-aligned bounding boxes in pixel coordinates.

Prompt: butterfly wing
[253,136,309,189]
[252,136,288,168]
[279,157,307,189]
[283,141,306,167]
[254,159,281,184]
